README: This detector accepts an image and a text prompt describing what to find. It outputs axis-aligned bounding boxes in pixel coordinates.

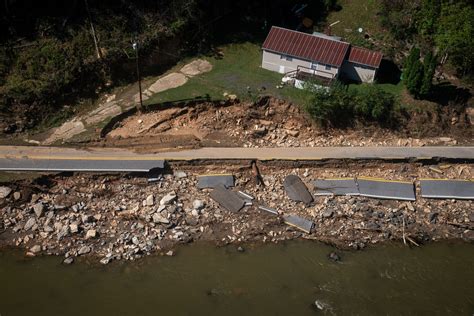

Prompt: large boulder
[0,186,12,199]
[160,192,177,206]
[85,229,97,239]
[23,218,36,231]
[33,202,45,218]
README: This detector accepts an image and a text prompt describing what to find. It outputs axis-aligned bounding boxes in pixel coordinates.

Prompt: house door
[279,65,285,74]
[310,62,318,75]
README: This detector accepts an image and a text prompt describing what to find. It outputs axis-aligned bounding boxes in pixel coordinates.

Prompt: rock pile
[0,162,472,264]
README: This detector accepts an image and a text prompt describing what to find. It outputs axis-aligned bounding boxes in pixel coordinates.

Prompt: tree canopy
[380,0,473,78]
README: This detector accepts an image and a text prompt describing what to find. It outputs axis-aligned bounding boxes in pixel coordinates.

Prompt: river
[1,241,473,315]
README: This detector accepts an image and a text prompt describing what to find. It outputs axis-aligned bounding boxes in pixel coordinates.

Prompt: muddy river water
[1,241,473,315]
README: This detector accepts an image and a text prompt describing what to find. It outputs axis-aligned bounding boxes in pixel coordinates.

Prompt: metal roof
[348,46,383,68]
[262,26,350,67]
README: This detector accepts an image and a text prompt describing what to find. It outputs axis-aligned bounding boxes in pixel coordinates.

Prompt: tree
[403,47,420,80]
[420,51,437,97]
[379,0,419,40]
[403,47,425,98]
[380,0,473,78]
[416,0,440,40]
[435,1,474,77]
[406,59,424,98]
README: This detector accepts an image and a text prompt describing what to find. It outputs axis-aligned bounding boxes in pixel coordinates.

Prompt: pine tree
[406,59,424,99]
[403,47,420,81]
[420,51,437,97]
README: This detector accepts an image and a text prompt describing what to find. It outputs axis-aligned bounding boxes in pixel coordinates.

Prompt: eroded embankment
[0,160,472,265]
[95,97,473,152]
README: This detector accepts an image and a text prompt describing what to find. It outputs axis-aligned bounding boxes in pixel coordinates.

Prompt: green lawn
[144,42,313,107]
[326,0,384,48]
[325,0,400,61]
[145,39,402,109]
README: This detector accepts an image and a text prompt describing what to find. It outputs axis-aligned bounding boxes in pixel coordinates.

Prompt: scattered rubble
[0,161,472,264]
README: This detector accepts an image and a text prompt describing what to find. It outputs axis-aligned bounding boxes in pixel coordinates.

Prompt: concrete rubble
[0,161,473,264]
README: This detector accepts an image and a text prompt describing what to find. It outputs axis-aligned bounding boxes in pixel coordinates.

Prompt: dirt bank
[97,97,473,152]
[0,161,472,264]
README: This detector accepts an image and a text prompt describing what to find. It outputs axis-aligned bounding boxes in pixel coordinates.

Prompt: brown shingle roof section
[348,46,383,68]
[262,26,350,67]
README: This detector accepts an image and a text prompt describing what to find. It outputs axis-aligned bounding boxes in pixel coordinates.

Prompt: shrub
[354,84,396,121]
[304,83,396,126]
[304,83,354,126]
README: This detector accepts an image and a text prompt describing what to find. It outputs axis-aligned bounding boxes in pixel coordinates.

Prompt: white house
[261,26,383,84]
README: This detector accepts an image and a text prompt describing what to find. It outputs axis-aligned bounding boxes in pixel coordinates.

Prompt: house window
[325,65,331,71]
[311,63,317,70]
[280,54,293,61]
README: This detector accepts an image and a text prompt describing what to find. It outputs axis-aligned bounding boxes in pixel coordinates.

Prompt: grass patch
[326,0,397,56]
[145,42,313,106]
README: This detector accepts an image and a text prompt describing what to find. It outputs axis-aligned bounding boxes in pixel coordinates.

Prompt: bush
[303,83,354,126]
[354,84,396,121]
[304,83,396,127]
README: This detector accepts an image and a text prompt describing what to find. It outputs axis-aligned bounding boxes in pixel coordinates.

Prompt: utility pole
[132,41,143,113]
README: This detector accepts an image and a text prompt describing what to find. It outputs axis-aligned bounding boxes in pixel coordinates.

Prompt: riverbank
[0,161,473,264]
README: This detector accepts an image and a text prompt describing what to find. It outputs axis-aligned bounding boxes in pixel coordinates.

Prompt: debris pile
[0,161,472,264]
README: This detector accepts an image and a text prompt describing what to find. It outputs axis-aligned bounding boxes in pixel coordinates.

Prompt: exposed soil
[97,97,473,152]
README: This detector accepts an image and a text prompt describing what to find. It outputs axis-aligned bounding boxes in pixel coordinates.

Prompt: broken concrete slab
[313,178,359,196]
[145,73,188,95]
[210,185,245,212]
[357,177,415,201]
[283,175,313,205]
[283,214,314,234]
[43,120,86,145]
[179,59,213,77]
[84,101,122,125]
[197,174,234,189]
[420,179,474,200]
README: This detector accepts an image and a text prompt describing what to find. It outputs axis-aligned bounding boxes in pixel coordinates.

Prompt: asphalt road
[0,145,473,172]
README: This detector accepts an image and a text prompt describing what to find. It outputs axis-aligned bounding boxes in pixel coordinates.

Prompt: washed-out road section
[0,146,473,172]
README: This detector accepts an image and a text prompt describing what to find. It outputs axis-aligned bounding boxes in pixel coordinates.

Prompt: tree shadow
[426,82,471,106]
[376,59,401,84]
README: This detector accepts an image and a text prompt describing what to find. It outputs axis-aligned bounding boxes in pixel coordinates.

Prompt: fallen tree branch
[447,222,474,230]
[405,236,420,247]
[355,227,383,232]
[402,217,406,245]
